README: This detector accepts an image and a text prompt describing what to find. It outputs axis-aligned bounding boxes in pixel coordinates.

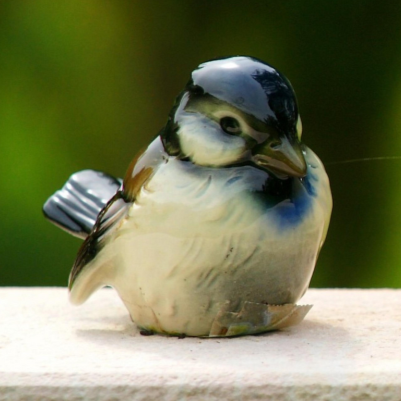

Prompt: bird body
[44,56,332,337]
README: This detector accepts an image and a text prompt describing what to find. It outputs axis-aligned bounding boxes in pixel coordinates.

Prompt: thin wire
[325,156,401,166]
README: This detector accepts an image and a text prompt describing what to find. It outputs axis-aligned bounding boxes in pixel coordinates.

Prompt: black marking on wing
[43,170,122,239]
[69,191,129,289]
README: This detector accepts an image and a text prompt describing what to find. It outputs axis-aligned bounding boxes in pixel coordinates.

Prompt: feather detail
[69,192,128,290]
[123,136,169,201]
[69,136,170,301]
[43,170,122,239]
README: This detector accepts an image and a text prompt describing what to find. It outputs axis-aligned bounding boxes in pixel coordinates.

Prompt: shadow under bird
[43,56,332,337]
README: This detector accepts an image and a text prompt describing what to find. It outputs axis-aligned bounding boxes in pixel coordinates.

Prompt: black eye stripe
[220,117,241,134]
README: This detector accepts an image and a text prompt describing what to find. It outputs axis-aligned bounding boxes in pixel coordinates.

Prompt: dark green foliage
[1,0,401,287]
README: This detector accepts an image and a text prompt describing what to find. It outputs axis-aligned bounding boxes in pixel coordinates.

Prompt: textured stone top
[0,288,400,400]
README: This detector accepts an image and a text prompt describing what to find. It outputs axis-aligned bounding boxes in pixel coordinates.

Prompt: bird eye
[270,141,281,150]
[220,117,241,135]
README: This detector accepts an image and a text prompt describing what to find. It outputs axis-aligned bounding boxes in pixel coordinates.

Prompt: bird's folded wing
[43,170,122,239]
[69,190,129,293]
[67,141,164,301]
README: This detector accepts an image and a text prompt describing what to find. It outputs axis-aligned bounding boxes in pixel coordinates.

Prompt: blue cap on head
[190,56,298,136]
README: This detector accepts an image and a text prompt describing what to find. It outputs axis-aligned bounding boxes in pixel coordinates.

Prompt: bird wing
[43,170,122,239]
[69,136,169,304]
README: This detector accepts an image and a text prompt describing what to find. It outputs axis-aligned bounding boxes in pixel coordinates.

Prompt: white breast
[108,148,331,336]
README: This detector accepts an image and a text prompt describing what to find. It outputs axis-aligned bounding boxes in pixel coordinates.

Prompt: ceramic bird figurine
[43,56,332,337]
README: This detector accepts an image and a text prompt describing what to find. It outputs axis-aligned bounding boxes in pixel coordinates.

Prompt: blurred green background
[1,1,401,288]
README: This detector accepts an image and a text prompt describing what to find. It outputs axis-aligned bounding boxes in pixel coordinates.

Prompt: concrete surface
[0,288,400,400]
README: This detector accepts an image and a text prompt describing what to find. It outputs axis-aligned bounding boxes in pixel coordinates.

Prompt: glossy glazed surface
[44,56,332,337]
[112,141,330,335]
[43,170,121,239]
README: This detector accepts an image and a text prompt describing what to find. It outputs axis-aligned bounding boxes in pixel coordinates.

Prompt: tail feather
[43,170,122,239]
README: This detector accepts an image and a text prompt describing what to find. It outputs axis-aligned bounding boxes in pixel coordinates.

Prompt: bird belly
[113,225,321,336]
[107,158,329,336]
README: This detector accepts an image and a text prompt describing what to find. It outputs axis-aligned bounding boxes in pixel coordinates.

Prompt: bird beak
[252,136,307,178]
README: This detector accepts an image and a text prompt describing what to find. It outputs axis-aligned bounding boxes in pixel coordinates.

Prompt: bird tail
[43,170,122,239]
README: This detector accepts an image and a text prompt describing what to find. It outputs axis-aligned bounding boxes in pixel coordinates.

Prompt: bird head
[161,56,307,178]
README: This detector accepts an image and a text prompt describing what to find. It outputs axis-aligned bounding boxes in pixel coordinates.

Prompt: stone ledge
[0,288,400,400]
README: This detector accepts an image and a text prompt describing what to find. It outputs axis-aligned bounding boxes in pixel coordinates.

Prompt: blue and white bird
[43,56,332,337]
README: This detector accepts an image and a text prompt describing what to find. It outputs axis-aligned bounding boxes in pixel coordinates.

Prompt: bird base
[207,301,312,337]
